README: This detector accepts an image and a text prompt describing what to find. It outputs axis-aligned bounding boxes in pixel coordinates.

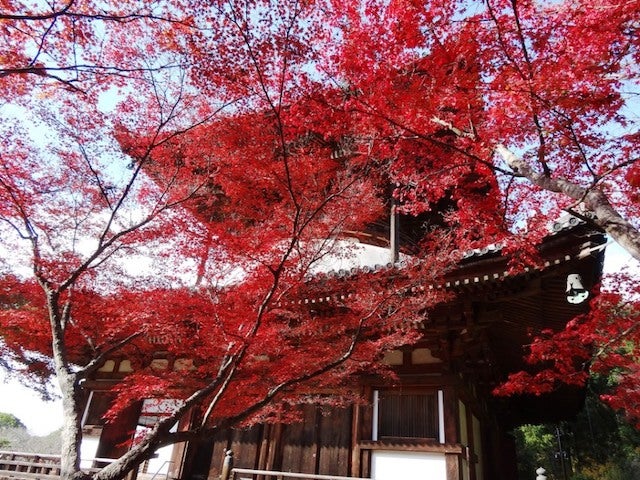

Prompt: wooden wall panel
[317,407,352,476]
[94,400,141,462]
[206,432,229,480]
[182,439,214,480]
[230,426,262,470]
[169,414,200,480]
[279,406,319,474]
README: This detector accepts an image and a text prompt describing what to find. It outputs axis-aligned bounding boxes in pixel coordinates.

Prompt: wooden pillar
[350,403,361,477]
[443,385,459,445]
[220,450,234,480]
[446,453,461,480]
[390,197,400,263]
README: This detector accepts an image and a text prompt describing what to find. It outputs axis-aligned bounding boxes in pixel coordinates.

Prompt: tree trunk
[497,145,640,262]
[45,289,86,480]
[58,371,86,480]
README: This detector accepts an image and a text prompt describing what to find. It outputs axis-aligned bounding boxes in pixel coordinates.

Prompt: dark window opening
[376,390,439,440]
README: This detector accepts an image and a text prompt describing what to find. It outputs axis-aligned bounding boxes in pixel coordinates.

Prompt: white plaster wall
[371,451,447,480]
[79,436,100,469]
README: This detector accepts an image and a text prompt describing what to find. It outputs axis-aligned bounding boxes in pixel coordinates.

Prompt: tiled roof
[283,214,606,306]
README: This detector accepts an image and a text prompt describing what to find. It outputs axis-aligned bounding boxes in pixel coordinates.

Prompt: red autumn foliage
[1,0,639,479]
[495,273,640,428]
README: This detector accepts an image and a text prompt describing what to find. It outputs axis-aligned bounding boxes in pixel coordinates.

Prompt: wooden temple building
[79,210,606,480]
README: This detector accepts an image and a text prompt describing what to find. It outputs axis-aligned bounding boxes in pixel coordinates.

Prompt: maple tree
[494,271,640,428]
[0,2,451,480]
[309,0,640,430]
[1,0,639,479]
[316,0,640,258]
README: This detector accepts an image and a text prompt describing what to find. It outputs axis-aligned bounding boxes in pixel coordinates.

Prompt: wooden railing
[0,451,120,480]
[0,451,61,479]
[230,469,372,480]
[219,450,371,480]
